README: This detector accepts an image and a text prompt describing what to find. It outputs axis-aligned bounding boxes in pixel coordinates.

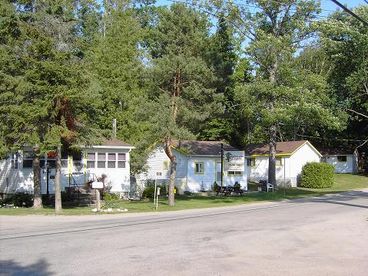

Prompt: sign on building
[224,151,245,171]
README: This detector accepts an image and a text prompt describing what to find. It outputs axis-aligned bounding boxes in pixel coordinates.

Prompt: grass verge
[1,174,367,216]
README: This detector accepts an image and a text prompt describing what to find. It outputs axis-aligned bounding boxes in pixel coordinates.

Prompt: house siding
[0,147,133,194]
[186,157,216,192]
[247,142,321,187]
[84,148,132,192]
[137,148,247,193]
[289,143,321,185]
[324,154,356,173]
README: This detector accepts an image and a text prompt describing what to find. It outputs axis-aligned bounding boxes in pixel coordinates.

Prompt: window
[194,162,204,174]
[22,151,33,168]
[108,153,116,168]
[87,152,95,168]
[46,160,55,168]
[11,154,19,169]
[61,159,68,168]
[97,153,106,168]
[228,171,243,176]
[337,156,347,162]
[247,158,255,167]
[23,160,33,168]
[276,158,283,166]
[118,153,126,168]
[73,153,83,171]
[163,160,169,170]
[156,172,162,176]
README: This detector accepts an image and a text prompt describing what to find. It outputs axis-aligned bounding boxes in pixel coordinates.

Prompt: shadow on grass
[174,188,325,202]
[0,258,51,276]
[2,184,367,215]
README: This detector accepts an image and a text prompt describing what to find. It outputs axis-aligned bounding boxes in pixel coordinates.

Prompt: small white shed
[320,149,358,174]
[136,141,247,193]
[245,140,322,187]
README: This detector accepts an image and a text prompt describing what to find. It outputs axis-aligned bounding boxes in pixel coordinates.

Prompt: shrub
[103,193,120,201]
[142,186,155,198]
[160,184,167,196]
[1,193,33,207]
[213,181,219,192]
[183,191,193,196]
[300,162,334,188]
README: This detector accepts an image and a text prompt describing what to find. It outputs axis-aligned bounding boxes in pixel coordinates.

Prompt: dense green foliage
[1,0,367,206]
[300,162,335,188]
[142,183,167,198]
[318,5,368,147]
[0,193,34,207]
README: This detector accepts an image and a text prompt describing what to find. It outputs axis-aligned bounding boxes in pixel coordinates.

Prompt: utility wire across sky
[330,0,368,26]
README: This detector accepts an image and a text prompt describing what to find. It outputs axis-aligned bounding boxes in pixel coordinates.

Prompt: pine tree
[143,3,221,206]
[200,13,238,141]
[89,1,146,143]
[220,0,344,186]
[0,0,100,211]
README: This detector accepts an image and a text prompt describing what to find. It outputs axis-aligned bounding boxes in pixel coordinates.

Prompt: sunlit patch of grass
[1,174,366,216]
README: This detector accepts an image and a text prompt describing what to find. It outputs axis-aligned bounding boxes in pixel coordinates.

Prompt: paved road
[1,190,368,276]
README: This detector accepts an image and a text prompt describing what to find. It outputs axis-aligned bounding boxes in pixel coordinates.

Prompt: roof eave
[246,153,292,158]
[85,145,135,150]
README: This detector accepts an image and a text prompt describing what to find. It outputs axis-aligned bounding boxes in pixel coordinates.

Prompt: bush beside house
[300,162,334,188]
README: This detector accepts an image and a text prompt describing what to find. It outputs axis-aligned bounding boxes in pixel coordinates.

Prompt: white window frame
[247,158,255,167]
[194,162,204,174]
[117,153,126,168]
[87,152,96,168]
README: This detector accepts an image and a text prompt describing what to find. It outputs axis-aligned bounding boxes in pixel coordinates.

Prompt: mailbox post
[92,181,104,212]
[155,187,160,210]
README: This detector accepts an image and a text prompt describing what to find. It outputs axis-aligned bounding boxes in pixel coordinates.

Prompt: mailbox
[92,181,104,189]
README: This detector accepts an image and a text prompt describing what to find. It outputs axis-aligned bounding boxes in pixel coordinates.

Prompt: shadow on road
[308,191,368,209]
[0,258,51,276]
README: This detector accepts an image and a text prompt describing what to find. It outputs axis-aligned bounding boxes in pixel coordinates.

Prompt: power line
[330,0,368,26]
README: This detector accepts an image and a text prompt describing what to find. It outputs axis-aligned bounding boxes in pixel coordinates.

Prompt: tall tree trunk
[54,145,62,213]
[164,137,176,207]
[268,60,278,187]
[268,125,277,186]
[32,145,42,208]
[163,68,181,206]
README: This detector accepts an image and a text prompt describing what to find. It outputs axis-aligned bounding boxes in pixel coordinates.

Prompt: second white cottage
[136,140,247,193]
[245,140,322,187]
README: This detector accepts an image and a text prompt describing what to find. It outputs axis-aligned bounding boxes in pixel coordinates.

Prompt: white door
[216,162,222,184]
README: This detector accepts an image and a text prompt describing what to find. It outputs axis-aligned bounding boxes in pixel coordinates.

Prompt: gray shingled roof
[101,138,133,147]
[173,140,240,156]
[245,140,309,156]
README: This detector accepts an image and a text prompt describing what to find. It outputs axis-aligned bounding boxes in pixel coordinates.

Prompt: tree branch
[346,108,368,119]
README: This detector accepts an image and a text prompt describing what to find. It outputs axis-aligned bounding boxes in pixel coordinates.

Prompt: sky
[321,0,366,13]
[157,0,367,16]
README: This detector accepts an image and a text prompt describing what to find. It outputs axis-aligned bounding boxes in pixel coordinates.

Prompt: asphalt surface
[1,190,368,276]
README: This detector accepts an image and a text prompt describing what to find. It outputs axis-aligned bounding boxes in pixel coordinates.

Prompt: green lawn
[1,174,367,216]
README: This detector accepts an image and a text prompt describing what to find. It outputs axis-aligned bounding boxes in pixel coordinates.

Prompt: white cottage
[136,141,247,193]
[320,149,358,174]
[245,140,322,187]
[0,138,134,195]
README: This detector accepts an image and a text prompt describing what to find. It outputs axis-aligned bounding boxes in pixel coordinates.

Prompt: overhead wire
[330,0,368,26]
